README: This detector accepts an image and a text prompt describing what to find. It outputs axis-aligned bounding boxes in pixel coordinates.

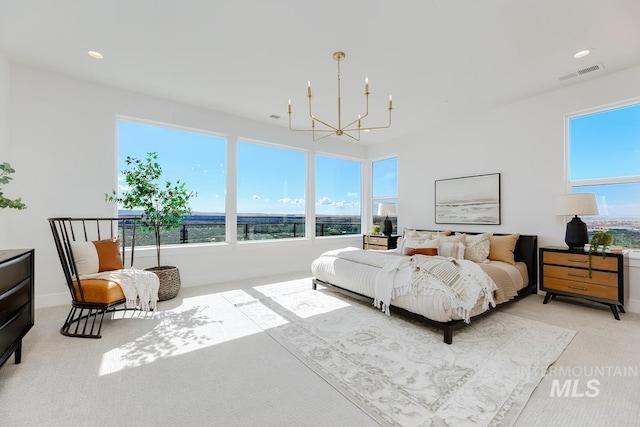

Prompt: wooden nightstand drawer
[365,236,387,246]
[543,251,618,272]
[542,265,618,288]
[542,277,618,301]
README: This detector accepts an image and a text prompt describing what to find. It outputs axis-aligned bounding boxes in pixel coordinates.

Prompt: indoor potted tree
[0,162,27,210]
[105,152,196,300]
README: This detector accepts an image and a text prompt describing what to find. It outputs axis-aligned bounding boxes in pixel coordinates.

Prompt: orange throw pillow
[92,238,124,272]
[404,247,439,256]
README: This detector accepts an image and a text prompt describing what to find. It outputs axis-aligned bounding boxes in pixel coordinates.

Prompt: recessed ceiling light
[88,51,104,59]
[573,49,591,59]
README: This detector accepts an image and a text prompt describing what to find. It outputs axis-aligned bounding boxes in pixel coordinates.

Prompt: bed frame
[312,232,538,344]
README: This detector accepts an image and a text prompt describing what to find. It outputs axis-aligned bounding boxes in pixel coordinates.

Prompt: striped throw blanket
[375,255,497,323]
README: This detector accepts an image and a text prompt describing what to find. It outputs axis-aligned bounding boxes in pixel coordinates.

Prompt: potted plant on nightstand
[106,152,196,300]
[587,230,616,278]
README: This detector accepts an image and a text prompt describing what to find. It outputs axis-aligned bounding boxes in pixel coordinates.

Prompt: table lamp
[377,203,397,236]
[556,193,599,249]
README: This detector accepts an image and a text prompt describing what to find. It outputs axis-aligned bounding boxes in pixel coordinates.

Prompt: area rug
[223,280,576,427]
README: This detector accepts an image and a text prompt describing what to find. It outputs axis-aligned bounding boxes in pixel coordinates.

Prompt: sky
[117,120,382,216]
[569,102,640,218]
[119,103,638,220]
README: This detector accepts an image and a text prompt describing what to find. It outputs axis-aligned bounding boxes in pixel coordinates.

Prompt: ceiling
[1,0,640,144]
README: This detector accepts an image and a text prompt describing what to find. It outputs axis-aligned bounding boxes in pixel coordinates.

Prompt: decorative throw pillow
[439,241,466,259]
[70,241,99,275]
[489,234,520,264]
[404,229,433,239]
[404,247,439,256]
[439,234,465,243]
[402,238,439,256]
[93,237,124,272]
[462,233,492,263]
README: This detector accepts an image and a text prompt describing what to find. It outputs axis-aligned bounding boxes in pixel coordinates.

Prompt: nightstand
[363,235,399,251]
[539,247,627,319]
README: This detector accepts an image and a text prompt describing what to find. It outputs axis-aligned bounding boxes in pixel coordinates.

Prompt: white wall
[7,64,367,308]
[9,61,640,312]
[369,64,640,312]
[0,54,9,242]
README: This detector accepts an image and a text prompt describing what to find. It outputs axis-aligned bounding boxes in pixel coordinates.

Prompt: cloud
[279,197,305,205]
[252,194,260,200]
[316,196,359,209]
[317,196,334,206]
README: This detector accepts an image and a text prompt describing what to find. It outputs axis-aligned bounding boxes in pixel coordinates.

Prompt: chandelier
[288,51,392,142]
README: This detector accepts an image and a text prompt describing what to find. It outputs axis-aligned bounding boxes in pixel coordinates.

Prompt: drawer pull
[568,273,588,278]
[567,259,588,264]
[568,285,588,291]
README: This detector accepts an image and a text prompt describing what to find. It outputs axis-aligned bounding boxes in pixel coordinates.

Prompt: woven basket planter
[146,265,181,301]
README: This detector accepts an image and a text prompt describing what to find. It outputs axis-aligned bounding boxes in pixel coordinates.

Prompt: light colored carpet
[1,272,639,426]
[223,281,575,427]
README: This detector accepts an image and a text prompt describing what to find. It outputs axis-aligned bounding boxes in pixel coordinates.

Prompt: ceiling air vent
[558,63,605,82]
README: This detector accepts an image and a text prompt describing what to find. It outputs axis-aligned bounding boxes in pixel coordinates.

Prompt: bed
[311,231,538,344]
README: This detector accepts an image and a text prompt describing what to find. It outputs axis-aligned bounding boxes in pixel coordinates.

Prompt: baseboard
[35,292,70,309]
[626,298,640,314]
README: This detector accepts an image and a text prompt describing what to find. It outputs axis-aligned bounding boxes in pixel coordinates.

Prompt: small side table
[363,235,399,251]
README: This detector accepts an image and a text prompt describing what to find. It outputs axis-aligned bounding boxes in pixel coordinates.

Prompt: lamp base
[382,217,393,236]
[565,215,588,249]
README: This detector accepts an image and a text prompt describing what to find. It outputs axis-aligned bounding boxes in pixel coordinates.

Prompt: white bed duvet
[311,247,528,323]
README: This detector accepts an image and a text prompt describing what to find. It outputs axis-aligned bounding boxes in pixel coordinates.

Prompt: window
[117,119,226,244]
[568,101,640,247]
[372,157,398,235]
[315,155,362,236]
[237,141,306,240]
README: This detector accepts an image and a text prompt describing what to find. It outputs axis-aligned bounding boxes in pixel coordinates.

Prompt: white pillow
[439,234,466,243]
[461,233,492,263]
[70,241,99,275]
[404,229,433,239]
[403,238,439,249]
[439,241,466,259]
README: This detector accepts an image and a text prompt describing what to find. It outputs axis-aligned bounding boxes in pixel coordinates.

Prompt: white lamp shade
[556,193,599,216]
[377,203,397,216]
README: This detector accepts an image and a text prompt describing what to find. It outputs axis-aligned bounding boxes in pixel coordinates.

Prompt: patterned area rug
[223,280,576,427]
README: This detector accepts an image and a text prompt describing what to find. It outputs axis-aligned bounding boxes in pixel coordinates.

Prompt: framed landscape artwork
[435,173,501,225]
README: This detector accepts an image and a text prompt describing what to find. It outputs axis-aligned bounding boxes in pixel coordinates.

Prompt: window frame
[313,152,364,238]
[371,156,398,235]
[565,98,640,247]
[236,137,308,242]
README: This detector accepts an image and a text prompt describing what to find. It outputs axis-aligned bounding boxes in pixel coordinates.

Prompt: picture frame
[435,173,501,225]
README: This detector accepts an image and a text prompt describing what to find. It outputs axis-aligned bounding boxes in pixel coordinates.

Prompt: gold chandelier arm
[309,116,338,132]
[289,113,334,133]
[313,131,339,142]
[288,51,392,141]
[341,131,361,142]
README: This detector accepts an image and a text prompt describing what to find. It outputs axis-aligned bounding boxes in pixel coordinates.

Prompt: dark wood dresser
[0,249,35,367]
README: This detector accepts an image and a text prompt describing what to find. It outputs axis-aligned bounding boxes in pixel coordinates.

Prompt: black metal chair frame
[48,217,139,338]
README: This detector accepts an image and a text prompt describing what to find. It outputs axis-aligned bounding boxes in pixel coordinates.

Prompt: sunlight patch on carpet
[99,292,263,376]
[224,281,576,427]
